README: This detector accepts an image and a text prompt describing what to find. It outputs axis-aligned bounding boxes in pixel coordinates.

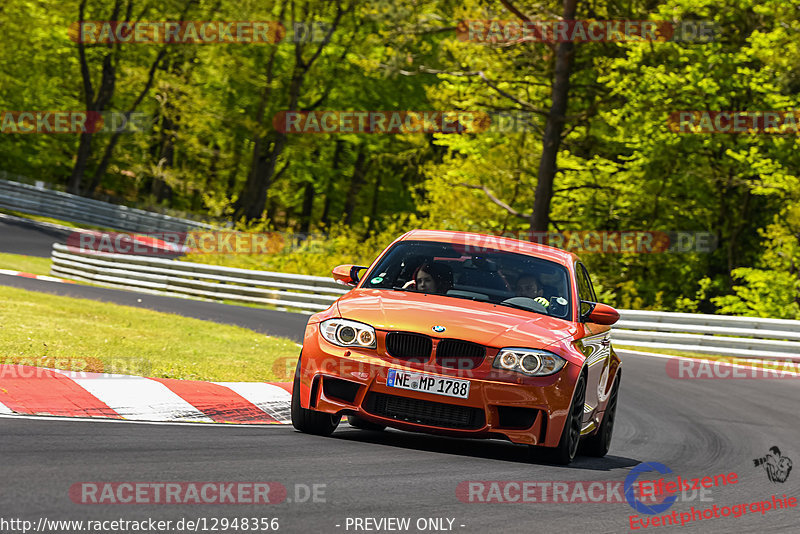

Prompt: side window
[581,264,597,301]
[576,263,596,317]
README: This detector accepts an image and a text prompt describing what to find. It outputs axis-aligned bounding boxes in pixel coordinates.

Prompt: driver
[516,274,550,308]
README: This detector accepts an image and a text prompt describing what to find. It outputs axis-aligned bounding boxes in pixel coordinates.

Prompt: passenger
[410,262,453,294]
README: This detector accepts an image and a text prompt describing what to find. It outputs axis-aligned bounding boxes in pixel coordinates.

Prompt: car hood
[335,289,577,349]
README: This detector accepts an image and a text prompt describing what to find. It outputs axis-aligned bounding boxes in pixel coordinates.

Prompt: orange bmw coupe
[291,230,621,464]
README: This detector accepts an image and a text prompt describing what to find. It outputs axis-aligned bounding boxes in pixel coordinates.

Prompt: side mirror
[580,301,620,325]
[332,265,368,286]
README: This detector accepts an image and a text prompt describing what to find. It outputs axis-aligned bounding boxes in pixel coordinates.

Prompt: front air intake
[322,377,361,404]
[364,393,485,429]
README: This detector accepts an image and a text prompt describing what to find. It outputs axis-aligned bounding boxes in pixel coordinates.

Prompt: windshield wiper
[391,285,414,292]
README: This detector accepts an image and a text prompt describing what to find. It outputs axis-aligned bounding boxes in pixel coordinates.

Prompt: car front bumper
[297,324,582,447]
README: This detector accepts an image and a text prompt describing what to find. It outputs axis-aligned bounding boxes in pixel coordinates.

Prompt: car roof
[398,229,580,268]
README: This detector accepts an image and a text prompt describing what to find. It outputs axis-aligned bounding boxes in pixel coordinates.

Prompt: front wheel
[582,373,620,458]
[291,357,341,436]
[536,373,587,466]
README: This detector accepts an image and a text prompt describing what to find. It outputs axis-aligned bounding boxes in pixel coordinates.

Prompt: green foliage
[183,215,425,276]
[712,204,800,319]
[2,0,800,317]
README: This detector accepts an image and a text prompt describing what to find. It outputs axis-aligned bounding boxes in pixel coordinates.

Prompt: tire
[537,372,587,466]
[290,356,341,436]
[347,415,386,432]
[582,373,620,458]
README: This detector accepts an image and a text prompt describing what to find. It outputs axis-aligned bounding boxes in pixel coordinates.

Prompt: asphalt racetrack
[1,219,798,533]
[0,216,70,257]
[2,359,798,533]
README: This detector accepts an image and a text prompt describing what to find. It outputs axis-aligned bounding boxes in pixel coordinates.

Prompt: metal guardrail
[0,178,216,233]
[49,244,800,358]
[614,310,800,361]
[50,243,348,311]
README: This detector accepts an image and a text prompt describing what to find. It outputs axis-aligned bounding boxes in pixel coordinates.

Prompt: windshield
[362,240,573,320]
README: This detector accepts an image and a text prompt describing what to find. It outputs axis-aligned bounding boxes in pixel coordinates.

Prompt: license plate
[386,369,470,399]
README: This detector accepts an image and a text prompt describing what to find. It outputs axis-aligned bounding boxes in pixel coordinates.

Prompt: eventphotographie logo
[753,446,793,483]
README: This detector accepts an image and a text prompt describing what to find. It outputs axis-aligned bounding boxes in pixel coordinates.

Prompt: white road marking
[0,269,73,283]
[0,400,14,414]
[52,370,214,422]
[214,382,292,422]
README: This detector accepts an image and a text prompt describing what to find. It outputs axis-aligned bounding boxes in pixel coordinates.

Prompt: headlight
[493,348,566,376]
[320,318,377,349]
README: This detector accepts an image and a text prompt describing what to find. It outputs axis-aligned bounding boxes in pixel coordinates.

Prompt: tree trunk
[365,170,383,236]
[84,46,168,196]
[68,133,94,194]
[68,0,121,194]
[234,1,346,222]
[226,135,244,200]
[233,2,286,221]
[194,141,220,211]
[299,181,315,233]
[321,140,345,227]
[343,147,369,226]
[530,0,578,232]
[237,133,289,221]
[235,66,303,221]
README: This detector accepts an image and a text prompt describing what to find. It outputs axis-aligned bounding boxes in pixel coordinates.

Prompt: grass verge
[0,285,300,382]
[0,252,52,276]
